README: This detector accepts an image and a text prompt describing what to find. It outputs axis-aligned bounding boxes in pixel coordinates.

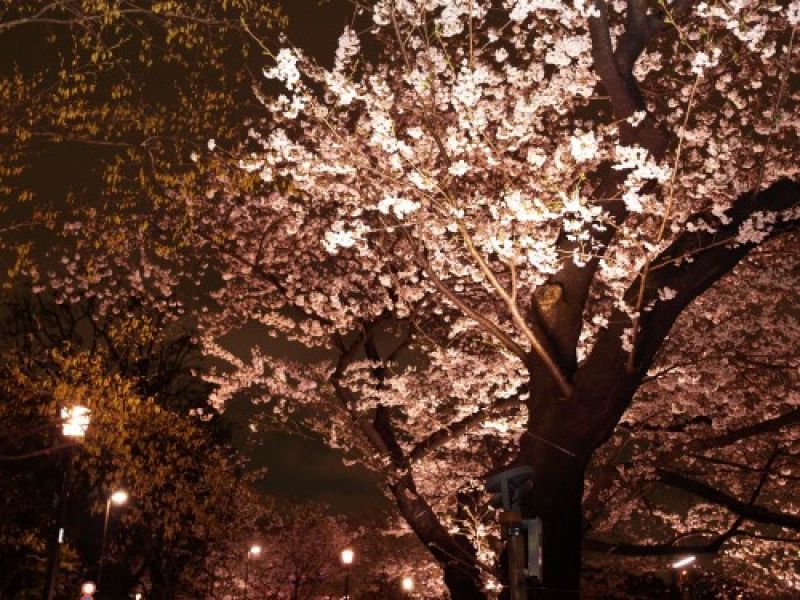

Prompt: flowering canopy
[38,0,800,596]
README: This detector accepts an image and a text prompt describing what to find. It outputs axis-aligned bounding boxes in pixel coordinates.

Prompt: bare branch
[657,469,800,530]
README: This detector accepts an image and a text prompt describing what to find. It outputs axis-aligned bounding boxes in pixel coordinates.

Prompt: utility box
[485,466,543,599]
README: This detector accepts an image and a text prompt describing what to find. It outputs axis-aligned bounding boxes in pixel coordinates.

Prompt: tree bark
[389,476,486,600]
[527,448,585,599]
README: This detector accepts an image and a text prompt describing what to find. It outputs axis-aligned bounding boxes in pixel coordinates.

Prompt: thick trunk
[389,477,486,600]
[516,361,593,600]
[519,432,586,600]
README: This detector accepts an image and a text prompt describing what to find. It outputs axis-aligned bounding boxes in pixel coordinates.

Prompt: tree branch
[692,408,800,450]
[657,469,800,530]
[409,392,523,463]
[0,443,76,461]
[410,233,528,362]
[577,179,800,452]
[588,0,677,155]
[632,178,800,373]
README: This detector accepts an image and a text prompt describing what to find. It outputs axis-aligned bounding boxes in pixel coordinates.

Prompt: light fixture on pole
[244,543,262,600]
[340,547,354,599]
[97,489,129,590]
[80,581,96,598]
[61,405,91,438]
[45,406,91,600]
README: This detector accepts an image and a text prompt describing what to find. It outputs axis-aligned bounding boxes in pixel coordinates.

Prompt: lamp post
[671,555,696,600]
[44,405,90,600]
[97,489,129,590]
[340,548,354,600]
[243,544,261,600]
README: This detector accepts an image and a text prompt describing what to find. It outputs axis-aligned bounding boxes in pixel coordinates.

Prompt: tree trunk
[389,477,486,600]
[517,431,585,600]
[516,354,593,600]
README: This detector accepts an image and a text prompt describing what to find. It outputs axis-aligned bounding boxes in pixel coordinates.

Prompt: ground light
[672,555,696,569]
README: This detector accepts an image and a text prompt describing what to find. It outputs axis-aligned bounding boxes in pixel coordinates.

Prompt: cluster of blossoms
[39,0,799,594]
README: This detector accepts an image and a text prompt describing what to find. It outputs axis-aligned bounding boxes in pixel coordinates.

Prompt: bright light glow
[110,490,129,505]
[61,405,91,437]
[672,555,696,569]
[401,576,414,591]
[135,595,142,600]
[81,581,96,594]
[340,547,354,565]
[249,544,262,557]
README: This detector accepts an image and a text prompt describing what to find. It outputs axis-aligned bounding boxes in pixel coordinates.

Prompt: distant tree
[212,501,446,600]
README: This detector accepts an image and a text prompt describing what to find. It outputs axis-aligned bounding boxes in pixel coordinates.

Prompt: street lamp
[45,406,92,600]
[244,543,262,600]
[401,576,414,595]
[97,489,129,589]
[61,405,91,438]
[340,547,354,599]
[671,555,696,600]
[81,581,96,597]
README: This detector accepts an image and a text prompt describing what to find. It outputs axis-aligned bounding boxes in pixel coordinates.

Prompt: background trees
[0,291,271,599]
[0,0,282,304]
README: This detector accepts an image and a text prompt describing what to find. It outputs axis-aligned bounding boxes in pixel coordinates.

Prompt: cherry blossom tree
[39,0,800,598]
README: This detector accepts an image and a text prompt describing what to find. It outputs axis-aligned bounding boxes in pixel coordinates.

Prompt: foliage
[0,294,267,599]
[0,0,283,291]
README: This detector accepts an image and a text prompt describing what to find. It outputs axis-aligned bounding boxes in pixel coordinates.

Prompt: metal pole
[97,497,112,589]
[499,511,526,600]
[43,452,72,600]
[243,556,249,600]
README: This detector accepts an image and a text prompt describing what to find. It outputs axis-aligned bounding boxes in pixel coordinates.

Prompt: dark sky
[281,0,356,64]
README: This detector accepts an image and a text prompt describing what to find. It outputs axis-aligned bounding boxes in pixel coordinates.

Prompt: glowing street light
[401,576,415,593]
[672,555,696,569]
[61,405,91,438]
[98,490,130,589]
[80,581,96,596]
[340,548,354,599]
[244,543,262,600]
[110,490,129,505]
